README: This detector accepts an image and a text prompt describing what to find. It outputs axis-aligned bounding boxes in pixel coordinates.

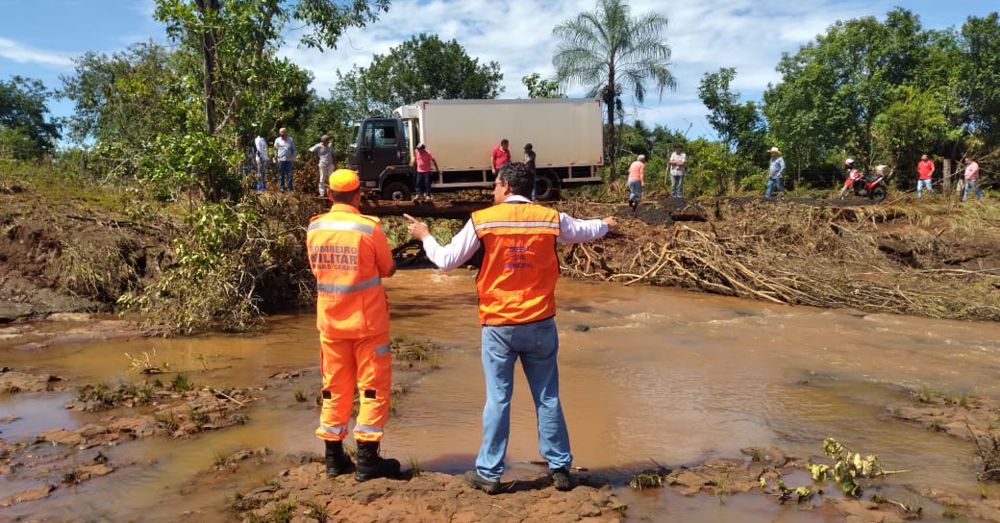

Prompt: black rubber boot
[325,440,355,477]
[354,441,401,482]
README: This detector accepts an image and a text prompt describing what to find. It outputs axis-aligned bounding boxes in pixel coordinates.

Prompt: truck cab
[346,118,415,200]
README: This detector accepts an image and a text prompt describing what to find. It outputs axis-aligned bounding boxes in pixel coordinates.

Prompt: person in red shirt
[411,143,440,201]
[627,155,646,210]
[490,139,511,175]
[916,154,934,201]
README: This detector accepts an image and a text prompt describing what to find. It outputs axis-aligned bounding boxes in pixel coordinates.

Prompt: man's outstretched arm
[405,215,480,271]
[557,214,615,244]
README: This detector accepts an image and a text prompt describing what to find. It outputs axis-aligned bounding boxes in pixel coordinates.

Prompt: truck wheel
[534,173,560,201]
[382,181,411,201]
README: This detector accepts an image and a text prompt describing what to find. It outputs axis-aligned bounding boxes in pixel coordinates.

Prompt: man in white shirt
[404,163,614,494]
[254,134,269,192]
[309,135,335,197]
[274,128,296,192]
[669,144,687,198]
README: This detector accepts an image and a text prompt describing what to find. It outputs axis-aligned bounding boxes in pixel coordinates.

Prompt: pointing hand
[602,216,617,228]
[403,213,430,240]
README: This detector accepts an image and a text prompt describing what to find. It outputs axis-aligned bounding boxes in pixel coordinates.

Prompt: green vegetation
[75,381,156,411]
[334,33,504,118]
[0,76,60,159]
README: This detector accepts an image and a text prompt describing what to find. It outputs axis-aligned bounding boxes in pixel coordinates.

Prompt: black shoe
[464,470,502,495]
[551,467,573,491]
[324,441,355,477]
[354,441,401,482]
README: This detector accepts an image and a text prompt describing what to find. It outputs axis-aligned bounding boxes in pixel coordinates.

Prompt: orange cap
[329,169,360,192]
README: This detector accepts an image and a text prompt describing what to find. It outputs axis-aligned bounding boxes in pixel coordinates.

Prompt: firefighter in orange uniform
[306,168,401,481]
[405,162,615,494]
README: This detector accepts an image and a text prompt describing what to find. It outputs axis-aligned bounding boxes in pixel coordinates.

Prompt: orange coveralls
[306,204,395,443]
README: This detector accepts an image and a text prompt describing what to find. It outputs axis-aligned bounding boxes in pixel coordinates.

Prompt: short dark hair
[674,143,683,149]
[330,188,360,204]
[497,162,534,198]
[500,138,509,145]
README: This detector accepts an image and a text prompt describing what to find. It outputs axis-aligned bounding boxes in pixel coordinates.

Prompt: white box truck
[346,99,604,200]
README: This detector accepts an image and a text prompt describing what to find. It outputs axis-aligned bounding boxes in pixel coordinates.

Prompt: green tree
[61,43,187,174]
[334,33,504,118]
[522,73,563,99]
[0,76,61,159]
[698,68,767,177]
[763,7,970,186]
[149,0,388,199]
[552,0,675,179]
[959,12,1000,146]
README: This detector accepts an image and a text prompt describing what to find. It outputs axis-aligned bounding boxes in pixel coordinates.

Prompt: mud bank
[233,464,627,522]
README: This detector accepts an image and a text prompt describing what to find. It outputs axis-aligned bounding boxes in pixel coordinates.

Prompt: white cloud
[276,0,919,134]
[0,37,74,68]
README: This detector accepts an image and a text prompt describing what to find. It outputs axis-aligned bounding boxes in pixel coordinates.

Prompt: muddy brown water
[2,270,999,521]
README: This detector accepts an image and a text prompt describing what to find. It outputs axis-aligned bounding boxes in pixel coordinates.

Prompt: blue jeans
[671,174,684,197]
[477,317,571,481]
[627,180,643,203]
[256,160,268,191]
[916,179,932,200]
[765,177,783,199]
[415,171,432,197]
[963,180,984,201]
[278,160,293,192]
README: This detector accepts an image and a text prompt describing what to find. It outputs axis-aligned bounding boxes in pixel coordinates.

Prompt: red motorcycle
[839,163,888,203]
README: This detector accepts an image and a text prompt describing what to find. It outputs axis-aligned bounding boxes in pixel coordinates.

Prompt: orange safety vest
[471,202,561,326]
[306,204,390,338]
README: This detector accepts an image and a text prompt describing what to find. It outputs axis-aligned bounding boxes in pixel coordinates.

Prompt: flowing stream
[2,269,999,521]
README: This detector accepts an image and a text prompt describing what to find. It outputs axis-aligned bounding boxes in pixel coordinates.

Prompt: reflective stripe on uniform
[375,343,392,356]
[473,221,560,232]
[308,220,374,235]
[319,423,348,435]
[316,275,382,294]
[355,424,383,434]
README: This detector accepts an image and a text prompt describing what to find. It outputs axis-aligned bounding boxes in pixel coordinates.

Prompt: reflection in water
[1,269,999,521]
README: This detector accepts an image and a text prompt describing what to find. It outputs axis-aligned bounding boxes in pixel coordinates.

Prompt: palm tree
[553,0,675,179]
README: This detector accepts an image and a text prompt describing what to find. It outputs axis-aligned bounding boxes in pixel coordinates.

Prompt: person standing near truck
[524,143,538,200]
[306,168,402,482]
[627,154,646,210]
[491,139,511,176]
[254,134,269,192]
[309,135,335,197]
[668,144,687,198]
[274,127,296,192]
[404,162,616,495]
[916,154,935,201]
[412,143,440,201]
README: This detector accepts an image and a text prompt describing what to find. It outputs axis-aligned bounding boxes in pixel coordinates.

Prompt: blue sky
[1,0,997,142]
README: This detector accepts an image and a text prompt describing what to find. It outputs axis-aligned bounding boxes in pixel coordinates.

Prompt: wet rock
[0,415,20,424]
[37,428,85,447]
[0,368,65,393]
[45,312,92,322]
[0,484,56,508]
[214,447,270,471]
[65,462,115,483]
[0,301,32,323]
[925,488,1000,522]
[573,324,591,332]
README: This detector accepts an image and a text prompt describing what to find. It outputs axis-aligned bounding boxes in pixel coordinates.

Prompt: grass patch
[294,389,307,403]
[170,373,194,392]
[75,381,155,411]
